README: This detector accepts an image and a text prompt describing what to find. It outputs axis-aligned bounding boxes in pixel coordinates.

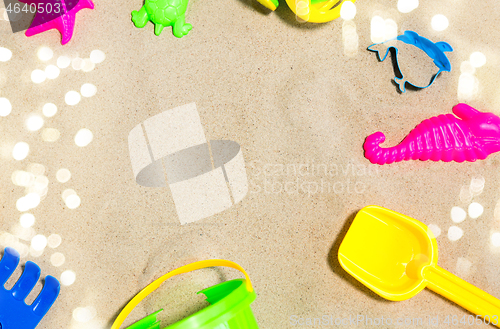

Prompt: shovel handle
[425,265,500,327]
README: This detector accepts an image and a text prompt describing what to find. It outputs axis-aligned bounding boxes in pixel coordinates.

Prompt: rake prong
[0,248,60,329]
[0,247,20,286]
[31,275,60,317]
[11,262,41,301]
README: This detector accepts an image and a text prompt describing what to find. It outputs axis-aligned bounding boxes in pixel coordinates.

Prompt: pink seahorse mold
[364,103,500,165]
[20,0,94,45]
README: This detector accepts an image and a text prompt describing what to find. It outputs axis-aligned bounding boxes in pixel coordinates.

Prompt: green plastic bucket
[126,310,161,329]
[112,260,259,329]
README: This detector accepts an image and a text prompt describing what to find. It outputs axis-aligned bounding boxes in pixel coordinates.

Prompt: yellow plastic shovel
[338,205,500,326]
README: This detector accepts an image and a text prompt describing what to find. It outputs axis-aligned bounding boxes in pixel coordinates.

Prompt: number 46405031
[6,2,61,14]
[443,315,499,326]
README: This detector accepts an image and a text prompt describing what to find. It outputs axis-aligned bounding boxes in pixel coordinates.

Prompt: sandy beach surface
[1,0,500,328]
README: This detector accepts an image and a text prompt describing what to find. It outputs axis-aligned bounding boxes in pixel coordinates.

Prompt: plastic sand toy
[0,247,60,329]
[363,103,500,165]
[256,0,355,23]
[111,260,259,329]
[131,0,192,37]
[368,30,453,92]
[338,206,500,327]
[20,0,95,45]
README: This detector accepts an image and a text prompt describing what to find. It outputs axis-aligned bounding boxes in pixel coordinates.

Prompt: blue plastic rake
[0,247,60,329]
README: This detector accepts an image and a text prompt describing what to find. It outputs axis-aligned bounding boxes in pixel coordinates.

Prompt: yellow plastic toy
[111,260,254,329]
[338,205,500,326]
[256,0,355,23]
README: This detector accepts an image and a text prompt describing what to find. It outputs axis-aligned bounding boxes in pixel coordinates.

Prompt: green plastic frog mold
[131,0,192,38]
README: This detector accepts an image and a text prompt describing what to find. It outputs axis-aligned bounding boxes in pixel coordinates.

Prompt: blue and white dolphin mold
[368,30,453,93]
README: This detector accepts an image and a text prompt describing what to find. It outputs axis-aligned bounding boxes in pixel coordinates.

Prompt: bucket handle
[111,259,253,329]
